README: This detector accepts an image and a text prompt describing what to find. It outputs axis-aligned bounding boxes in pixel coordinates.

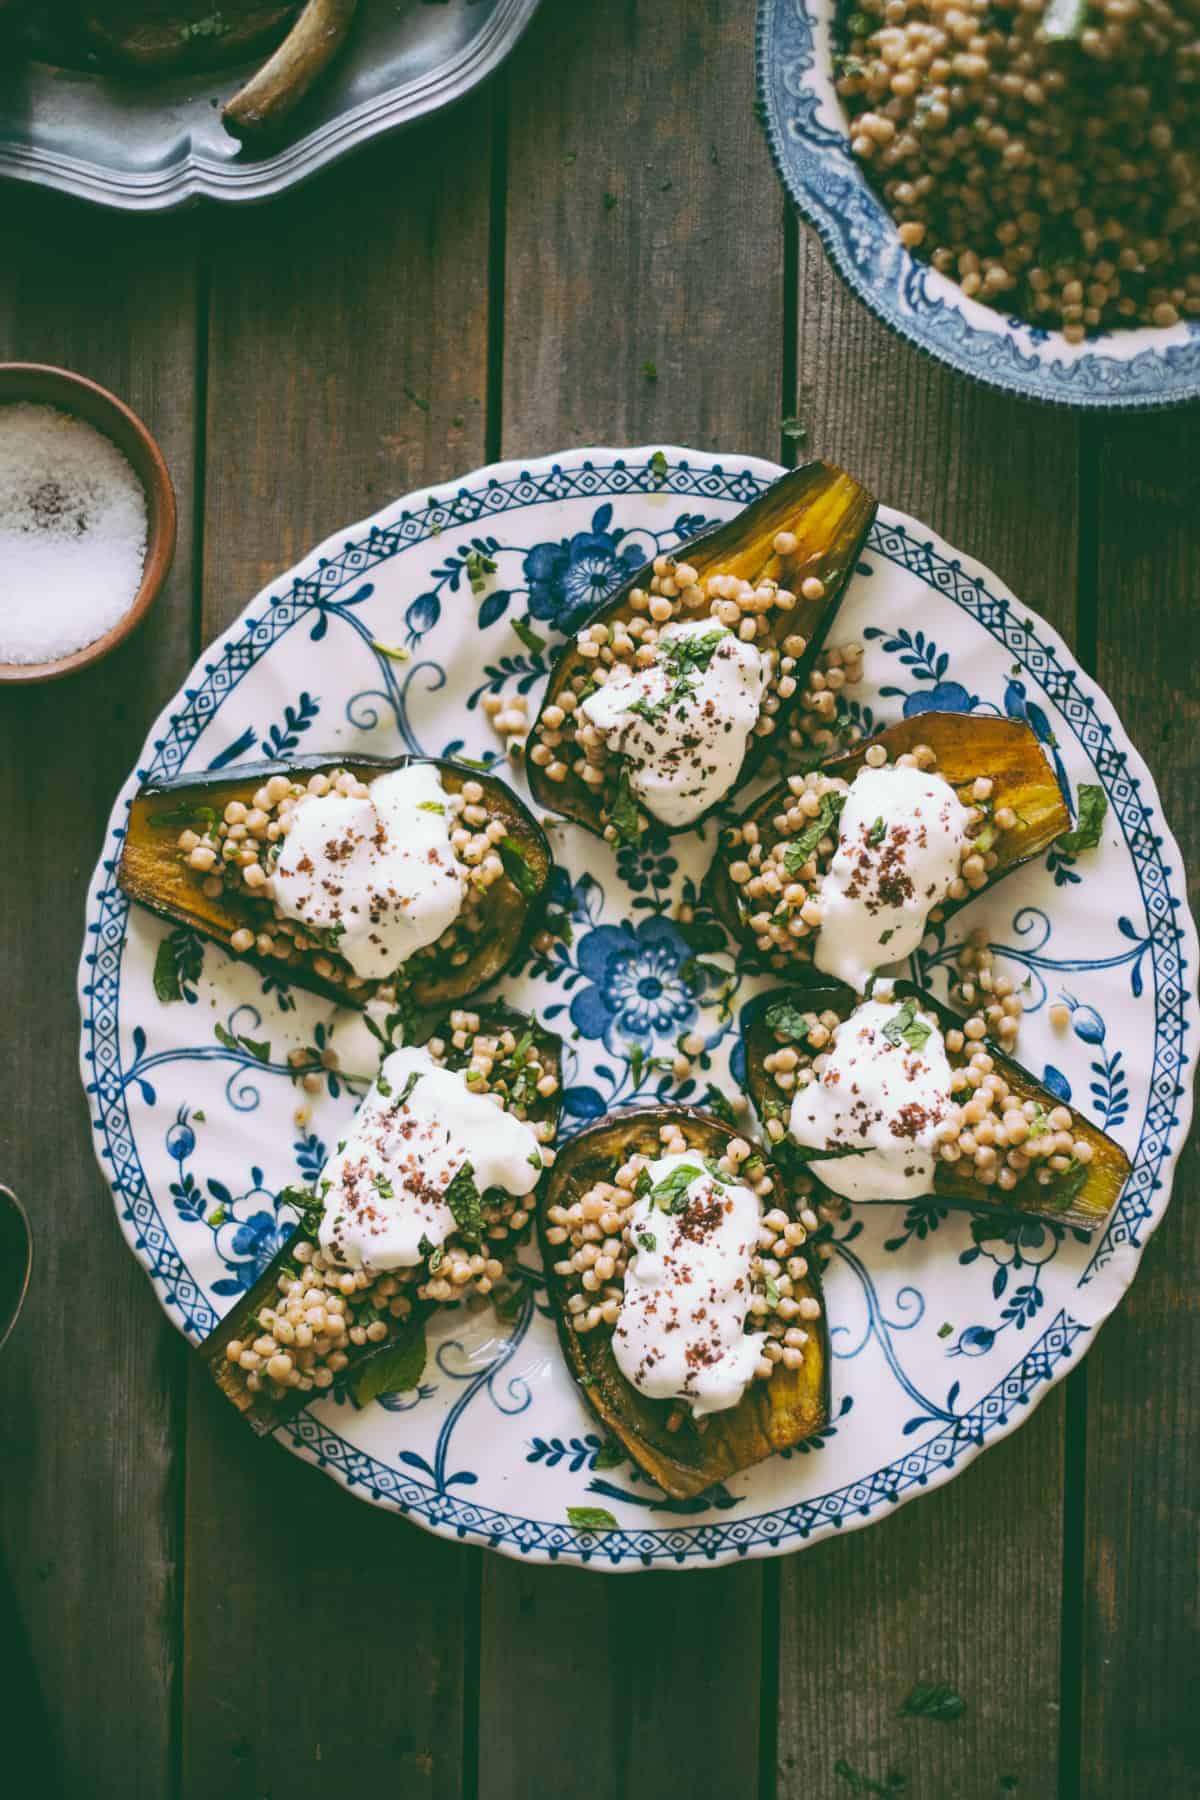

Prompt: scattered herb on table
[898,1679,967,1722]
[511,616,546,655]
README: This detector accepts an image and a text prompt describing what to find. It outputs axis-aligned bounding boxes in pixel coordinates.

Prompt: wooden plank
[0,188,198,1796]
[180,109,494,1800]
[496,0,787,462]
[774,226,1083,1800]
[1078,412,1200,1799]
[479,3,785,1794]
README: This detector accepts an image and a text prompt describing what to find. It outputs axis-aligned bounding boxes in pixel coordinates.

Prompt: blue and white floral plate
[79,447,1196,1570]
[758,0,1200,409]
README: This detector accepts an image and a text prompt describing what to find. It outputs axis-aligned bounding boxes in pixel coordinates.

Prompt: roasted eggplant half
[538,1108,830,1500]
[742,983,1129,1233]
[204,1004,562,1433]
[708,713,1069,971]
[525,460,877,844]
[118,753,551,1012]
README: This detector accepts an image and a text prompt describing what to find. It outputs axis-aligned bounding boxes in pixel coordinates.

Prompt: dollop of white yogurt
[317,1046,542,1270]
[579,620,767,827]
[813,763,973,992]
[612,1151,766,1418]
[787,997,953,1202]
[272,764,464,980]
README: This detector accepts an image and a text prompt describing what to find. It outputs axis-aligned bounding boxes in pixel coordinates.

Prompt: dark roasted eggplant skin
[742,984,1129,1233]
[537,1107,831,1500]
[708,713,1070,955]
[525,459,878,839]
[202,1005,563,1434]
[118,753,552,1012]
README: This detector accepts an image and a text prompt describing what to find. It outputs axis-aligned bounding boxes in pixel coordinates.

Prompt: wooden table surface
[1,3,1196,1796]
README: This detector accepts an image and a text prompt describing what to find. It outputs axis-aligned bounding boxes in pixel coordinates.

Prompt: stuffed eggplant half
[709,714,1069,990]
[205,1005,562,1432]
[538,1109,830,1499]
[743,983,1129,1234]
[118,754,551,1011]
[525,460,877,845]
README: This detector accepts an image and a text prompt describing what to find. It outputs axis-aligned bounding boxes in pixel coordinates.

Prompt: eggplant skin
[708,712,1070,955]
[202,1004,563,1435]
[742,984,1130,1234]
[537,1108,831,1501]
[118,753,552,1016]
[525,459,878,840]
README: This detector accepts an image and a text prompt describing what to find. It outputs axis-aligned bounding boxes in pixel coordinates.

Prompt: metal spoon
[0,1183,31,1351]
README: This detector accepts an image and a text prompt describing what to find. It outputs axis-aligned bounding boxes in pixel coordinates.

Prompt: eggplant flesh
[537,1108,831,1500]
[708,712,1070,956]
[742,983,1129,1233]
[118,754,551,1014]
[203,1004,563,1434]
[525,460,878,840]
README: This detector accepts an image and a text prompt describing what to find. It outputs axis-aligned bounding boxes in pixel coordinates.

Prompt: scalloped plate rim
[77,443,1197,1570]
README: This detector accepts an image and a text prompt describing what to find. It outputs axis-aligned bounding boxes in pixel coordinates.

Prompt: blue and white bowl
[758,0,1200,410]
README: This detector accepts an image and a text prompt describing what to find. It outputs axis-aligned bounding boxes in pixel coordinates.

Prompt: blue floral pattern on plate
[78,449,1196,1570]
[757,0,1200,408]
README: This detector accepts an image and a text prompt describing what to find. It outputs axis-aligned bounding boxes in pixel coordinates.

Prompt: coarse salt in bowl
[0,365,176,684]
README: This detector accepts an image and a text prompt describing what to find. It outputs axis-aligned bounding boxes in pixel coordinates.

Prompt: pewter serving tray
[0,0,540,212]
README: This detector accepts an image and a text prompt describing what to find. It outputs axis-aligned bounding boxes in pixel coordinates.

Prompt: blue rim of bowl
[756,0,1200,412]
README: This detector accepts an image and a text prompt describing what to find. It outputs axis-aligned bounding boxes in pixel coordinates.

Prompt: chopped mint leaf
[148,800,216,831]
[153,937,182,1003]
[937,1321,953,1339]
[649,449,669,485]
[764,998,815,1041]
[702,1085,739,1125]
[650,1163,703,1213]
[1048,1158,1091,1211]
[499,835,541,898]
[642,360,658,382]
[371,639,410,662]
[417,799,445,814]
[592,1441,625,1470]
[206,1204,226,1227]
[867,815,887,846]
[637,1230,657,1254]
[703,1156,729,1185]
[214,1022,271,1063]
[783,792,845,873]
[444,1162,484,1244]
[403,385,430,413]
[1057,784,1107,854]
[603,192,618,211]
[567,1506,618,1532]
[764,1275,781,1304]
[419,1233,444,1274]
[398,1070,423,1107]
[609,767,643,847]
[633,1166,652,1199]
[1026,1102,1050,1140]
[879,928,896,946]
[350,1321,427,1407]
[881,998,932,1054]
[465,549,498,595]
[373,1172,394,1199]
[512,616,546,655]
[376,1073,393,1098]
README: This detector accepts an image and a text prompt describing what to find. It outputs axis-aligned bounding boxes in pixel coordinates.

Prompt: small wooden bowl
[0,364,177,685]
